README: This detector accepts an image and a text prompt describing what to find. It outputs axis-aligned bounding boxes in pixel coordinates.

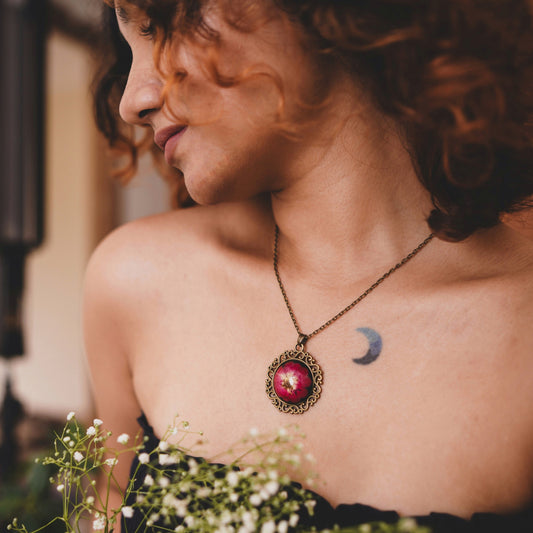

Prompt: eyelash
[139,22,155,39]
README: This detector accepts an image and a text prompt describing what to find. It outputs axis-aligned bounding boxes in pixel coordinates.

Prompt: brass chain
[273,225,434,345]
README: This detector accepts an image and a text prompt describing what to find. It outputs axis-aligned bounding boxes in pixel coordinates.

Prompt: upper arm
[83,225,145,507]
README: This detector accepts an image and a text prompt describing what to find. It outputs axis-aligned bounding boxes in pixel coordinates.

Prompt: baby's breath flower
[305,475,316,486]
[249,427,259,438]
[196,487,211,498]
[66,411,75,421]
[105,458,118,467]
[179,480,192,493]
[68,441,75,448]
[219,510,232,525]
[175,499,188,517]
[86,426,96,436]
[184,516,195,528]
[241,512,256,531]
[146,513,160,527]
[63,436,71,443]
[249,493,262,506]
[117,433,129,445]
[265,480,279,496]
[86,496,95,505]
[121,506,134,519]
[226,470,239,487]
[56,484,65,492]
[289,514,299,527]
[187,458,198,475]
[158,440,169,451]
[277,520,288,533]
[398,517,418,531]
[260,520,276,533]
[291,453,302,465]
[73,451,84,463]
[158,477,170,488]
[138,452,150,464]
[277,427,288,438]
[92,517,105,531]
[144,474,154,486]
[229,493,239,503]
[305,499,316,515]
[159,453,178,465]
[162,493,178,507]
[93,418,103,427]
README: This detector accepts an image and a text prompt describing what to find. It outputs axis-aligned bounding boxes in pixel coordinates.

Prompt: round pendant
[266,349,323,414]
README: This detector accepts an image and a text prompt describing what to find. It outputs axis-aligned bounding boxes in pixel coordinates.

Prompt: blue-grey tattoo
[353,327,382,365]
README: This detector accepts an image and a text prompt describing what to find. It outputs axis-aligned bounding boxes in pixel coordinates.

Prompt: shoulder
[457,227,533,368]
[89,195,271,259]
[420,225,533,361]
[83,198,272,321]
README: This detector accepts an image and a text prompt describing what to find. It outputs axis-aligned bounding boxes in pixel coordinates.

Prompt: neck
[269,92,433,286]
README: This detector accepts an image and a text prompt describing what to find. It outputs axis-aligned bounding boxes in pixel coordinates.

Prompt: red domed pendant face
[266,348,323,414]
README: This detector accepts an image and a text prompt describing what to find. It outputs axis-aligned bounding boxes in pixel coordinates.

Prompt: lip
[154,126,187,164]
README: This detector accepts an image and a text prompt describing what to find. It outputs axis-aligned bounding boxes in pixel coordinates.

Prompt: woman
[86,0,533,530]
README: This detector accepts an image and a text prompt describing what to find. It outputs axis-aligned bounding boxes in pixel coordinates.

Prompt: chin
[183,171,239,206]
[183,165,263,206]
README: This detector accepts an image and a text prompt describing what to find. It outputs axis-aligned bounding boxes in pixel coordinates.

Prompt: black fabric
[121,413,533,532]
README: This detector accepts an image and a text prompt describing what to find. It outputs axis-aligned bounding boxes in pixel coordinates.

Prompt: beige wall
[1,33,111,422]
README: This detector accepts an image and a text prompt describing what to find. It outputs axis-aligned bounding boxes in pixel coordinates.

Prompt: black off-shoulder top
[121,414,533,532]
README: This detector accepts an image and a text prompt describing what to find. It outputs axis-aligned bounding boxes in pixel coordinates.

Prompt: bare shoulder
[493,228,533,323]
[91,195,270,258]
[420,225,533,373]
[460,226,533,372]
[83,198,271,329]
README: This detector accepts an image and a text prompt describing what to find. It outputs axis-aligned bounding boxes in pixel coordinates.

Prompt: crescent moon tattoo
[353,327,383,365]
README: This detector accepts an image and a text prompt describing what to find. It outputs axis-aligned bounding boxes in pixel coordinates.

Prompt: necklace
[266,226,435,414]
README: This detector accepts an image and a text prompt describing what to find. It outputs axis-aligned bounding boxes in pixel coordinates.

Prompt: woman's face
[116,1,329,204]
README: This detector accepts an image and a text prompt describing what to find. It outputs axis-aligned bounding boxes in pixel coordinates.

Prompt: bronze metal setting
[266,346,323,414]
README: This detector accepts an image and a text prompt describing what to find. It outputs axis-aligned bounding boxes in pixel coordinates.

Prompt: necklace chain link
[273,226,434,343]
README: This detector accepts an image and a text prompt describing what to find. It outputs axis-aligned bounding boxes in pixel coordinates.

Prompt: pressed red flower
[273,360,313,404]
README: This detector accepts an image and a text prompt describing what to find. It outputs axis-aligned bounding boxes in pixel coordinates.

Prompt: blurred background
[0,0,170,518]
[1,0,170,420]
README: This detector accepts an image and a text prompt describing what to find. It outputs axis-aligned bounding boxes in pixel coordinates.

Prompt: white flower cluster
[127,431,319,533]
[7,412,428,533]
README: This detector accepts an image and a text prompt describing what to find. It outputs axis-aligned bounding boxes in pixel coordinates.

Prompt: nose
[119,62,162,125]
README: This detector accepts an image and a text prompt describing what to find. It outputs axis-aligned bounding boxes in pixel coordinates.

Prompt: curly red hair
[93,0,533,240]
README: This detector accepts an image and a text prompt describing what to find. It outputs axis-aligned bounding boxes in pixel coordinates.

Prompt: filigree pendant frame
[265,347,323,414]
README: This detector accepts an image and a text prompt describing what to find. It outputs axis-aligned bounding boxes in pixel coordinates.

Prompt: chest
[129,273,533,515]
